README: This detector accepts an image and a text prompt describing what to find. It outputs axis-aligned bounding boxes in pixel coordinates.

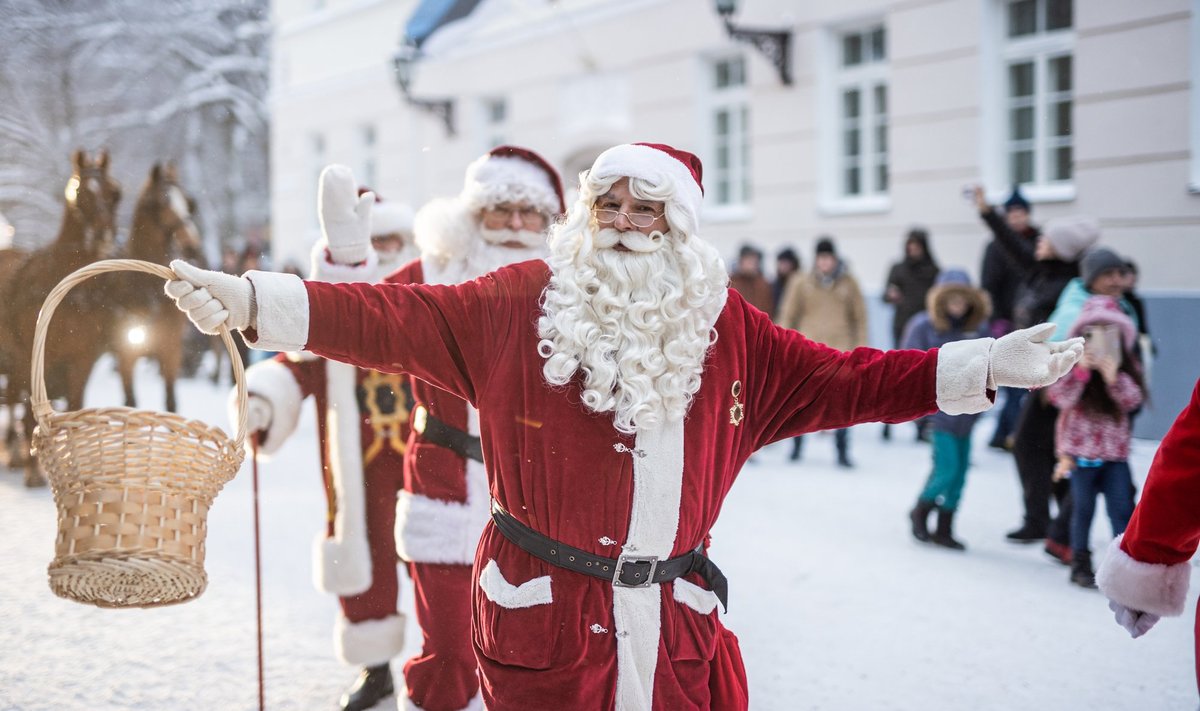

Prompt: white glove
[988,323,1083,389]
[165,259,254,335]
[319,165,373,265]
[243,394,273,441]
[1108,599,1160,639]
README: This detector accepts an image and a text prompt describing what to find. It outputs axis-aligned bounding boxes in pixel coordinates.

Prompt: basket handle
[30,258,249,451]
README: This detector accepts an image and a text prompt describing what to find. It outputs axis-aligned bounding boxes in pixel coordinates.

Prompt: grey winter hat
[1080,247,1127,287]
[1042,215,1100,262]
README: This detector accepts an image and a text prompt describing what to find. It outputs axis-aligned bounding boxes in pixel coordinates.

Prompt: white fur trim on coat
[231,358,304,458]
[935,337,996,415]
[478,559,553,609]
[613,418,686,711]
[244,270,309,352]
[312,359,372,596]
[1096,534,1191,617]
[309,238,380,284]
[395,458,490,564]
[673,578,720,616]
[334,612,407,666]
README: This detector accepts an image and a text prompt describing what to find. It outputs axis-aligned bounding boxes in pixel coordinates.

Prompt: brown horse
[1,149,121,486]
[110,163,202,413]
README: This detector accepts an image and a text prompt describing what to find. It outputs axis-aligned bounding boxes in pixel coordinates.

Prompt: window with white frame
[835,26,888,198]
[359,123,377,190]
[709,55,751,207]
[1001,0,1074,186]
[481,97,507,151]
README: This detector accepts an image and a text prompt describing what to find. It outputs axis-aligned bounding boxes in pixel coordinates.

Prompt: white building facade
[270,0,1200,435]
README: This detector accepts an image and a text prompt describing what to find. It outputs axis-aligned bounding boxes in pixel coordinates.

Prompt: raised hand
[318,165,374,265]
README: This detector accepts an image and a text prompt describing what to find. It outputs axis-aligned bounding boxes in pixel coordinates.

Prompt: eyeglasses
[487,204,547,222]
[592,208,665,229]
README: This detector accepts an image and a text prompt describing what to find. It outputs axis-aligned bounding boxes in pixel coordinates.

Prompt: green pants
[919,430,972,511]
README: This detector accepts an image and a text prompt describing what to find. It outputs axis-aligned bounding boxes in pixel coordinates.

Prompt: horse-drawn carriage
[0,149,207,486]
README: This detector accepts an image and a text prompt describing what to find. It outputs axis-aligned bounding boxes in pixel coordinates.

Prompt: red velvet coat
[283,259,939,709]
[1097,378,1200,692]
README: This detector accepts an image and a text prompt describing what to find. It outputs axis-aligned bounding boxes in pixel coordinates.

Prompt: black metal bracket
[409,96,456,137]
[722,19,793,86]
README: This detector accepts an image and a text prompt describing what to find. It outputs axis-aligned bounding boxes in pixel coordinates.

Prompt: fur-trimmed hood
[926,269,991,333]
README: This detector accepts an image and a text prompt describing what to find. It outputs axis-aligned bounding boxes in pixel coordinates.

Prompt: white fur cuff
[335,613,407,666]
[936,337,995,415]
[313,532,373,597]
[244,270,309,352]
[235,359,304,457]
[1096,535,1191,617]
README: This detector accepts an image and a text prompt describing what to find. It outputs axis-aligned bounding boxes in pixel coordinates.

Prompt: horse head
[130,162,202,262]
[64,149,121,257]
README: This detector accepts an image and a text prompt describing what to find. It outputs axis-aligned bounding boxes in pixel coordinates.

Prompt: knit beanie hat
[1080,247,1126,288]
[1042,215,1100,261]
[1068,295,1137,351]
[1003,185,1030,213]
[815,237,836,256]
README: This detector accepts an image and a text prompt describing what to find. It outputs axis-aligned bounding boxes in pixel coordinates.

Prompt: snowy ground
[1,356,1195,710]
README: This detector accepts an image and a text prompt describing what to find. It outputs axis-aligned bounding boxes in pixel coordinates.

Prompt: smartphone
[1083,324,1122,365]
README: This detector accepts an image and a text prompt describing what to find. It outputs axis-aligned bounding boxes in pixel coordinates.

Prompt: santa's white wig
[537,163,728,434]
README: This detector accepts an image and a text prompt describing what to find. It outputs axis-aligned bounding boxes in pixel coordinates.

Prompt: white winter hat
[461,145,565,216]
[370,201,414,237]
[585,142,705,234]
[1043,215,1100,262]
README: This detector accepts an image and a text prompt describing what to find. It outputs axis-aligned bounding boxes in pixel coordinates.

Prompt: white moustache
[594,227,666,254]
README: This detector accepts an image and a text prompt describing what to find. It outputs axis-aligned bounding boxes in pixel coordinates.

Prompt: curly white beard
[537,225,728,434]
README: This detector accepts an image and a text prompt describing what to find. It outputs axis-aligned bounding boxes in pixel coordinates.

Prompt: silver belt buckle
[613,553,658,588]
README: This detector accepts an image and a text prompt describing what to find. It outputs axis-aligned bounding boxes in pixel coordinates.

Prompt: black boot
[1004,523,1046,543]
[789,436,802,462]
[339,664,394,711]
[931,507,966,550]
[1070,550,1098,589]
[909,499,935,542]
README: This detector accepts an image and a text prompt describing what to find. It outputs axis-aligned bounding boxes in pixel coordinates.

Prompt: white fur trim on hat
[334,612,407,666]
[371,201,414,237]
[935,337,996,414]
[587,144,703,230]
[1096,534,1191,617]
[462,154,560,216]
[233,358,304,458]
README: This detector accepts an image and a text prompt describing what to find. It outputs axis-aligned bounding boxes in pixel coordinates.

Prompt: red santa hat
[586,142,705,232]
[461,145,565,216]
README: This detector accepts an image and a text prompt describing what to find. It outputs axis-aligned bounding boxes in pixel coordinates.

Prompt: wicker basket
[32,259,248,608]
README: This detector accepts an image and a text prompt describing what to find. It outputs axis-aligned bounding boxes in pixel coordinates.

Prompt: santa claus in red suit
[168,142,1083,711]
[234,186,418,711]
[385,145,562,711]
[1096,377,1200,692]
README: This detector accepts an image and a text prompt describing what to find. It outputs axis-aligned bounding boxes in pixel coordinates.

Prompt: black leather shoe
[339,664,394,711]
[1005,525,1045,543]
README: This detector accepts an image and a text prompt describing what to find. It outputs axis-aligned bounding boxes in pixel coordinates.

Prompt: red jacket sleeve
[1121,380,1200,565]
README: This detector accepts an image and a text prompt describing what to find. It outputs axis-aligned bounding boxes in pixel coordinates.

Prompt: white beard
[463,240,545,280]
[479,226,547,249]
[537,227,729,434]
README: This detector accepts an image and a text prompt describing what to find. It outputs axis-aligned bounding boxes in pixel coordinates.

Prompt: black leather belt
[413,405,483,463]
[491,501,729,611]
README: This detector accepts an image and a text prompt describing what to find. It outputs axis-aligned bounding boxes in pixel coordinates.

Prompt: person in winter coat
[1046,296,1145,589]
[978,185,1038,450]
[983,208,1099,545]
[904,270,992,549]
[164,142,1083,711]
[728,243,774,317]
[776,236,868,467]
[883,227,940,441]
[771,247,800,313]
[1095,376,1200,692]
[234,186,417,711]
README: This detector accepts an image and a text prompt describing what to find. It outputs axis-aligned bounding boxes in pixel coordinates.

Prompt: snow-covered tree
[0,0,269,262]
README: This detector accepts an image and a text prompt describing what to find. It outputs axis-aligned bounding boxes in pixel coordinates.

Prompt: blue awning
[404,0,486,49]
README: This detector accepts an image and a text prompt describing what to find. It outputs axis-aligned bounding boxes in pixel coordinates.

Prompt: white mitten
[165,259,254,335]
[1108,599,1160,639]
[319,165,373,265]
[243,394,273,441]
[988,323,1083,389]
